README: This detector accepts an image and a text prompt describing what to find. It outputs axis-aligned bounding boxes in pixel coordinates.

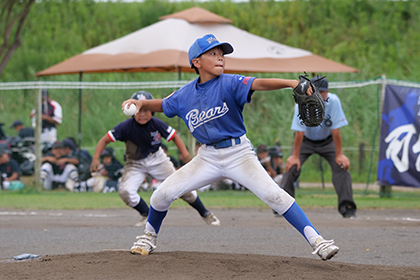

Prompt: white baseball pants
[150,135,295,214]
[119,147,197,207]
[41,127,57,145]
[41,162,78,190]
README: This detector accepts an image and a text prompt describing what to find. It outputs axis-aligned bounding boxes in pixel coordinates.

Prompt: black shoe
[343,209,356,218]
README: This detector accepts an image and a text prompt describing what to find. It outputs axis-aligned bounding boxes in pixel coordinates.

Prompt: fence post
[358,142,365,176]
[378,75,392,198]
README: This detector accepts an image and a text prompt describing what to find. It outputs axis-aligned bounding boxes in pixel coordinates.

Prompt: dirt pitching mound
[2,250,420,280]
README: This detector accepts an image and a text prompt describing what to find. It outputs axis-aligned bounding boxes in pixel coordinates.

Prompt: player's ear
[191,58,201,69]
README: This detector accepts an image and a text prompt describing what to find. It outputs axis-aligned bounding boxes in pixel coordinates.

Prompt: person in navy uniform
[123,34,339,261]
[0,143,21,190]
[10,120,34,139]
[280,77,357,218]
[40,140,79,190]
[90,91,220,227]
[73,147,123,193]
[29,89,62,144]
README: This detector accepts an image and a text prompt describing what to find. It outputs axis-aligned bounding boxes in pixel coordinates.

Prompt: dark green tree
[0,0,34,77]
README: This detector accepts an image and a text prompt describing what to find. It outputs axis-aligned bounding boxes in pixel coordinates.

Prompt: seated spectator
[40,141,79,190]
[256,144,276,178]
[74,147,123,193]
[0,143,23,190]
[10,120,34,139]
[63,137,93,182]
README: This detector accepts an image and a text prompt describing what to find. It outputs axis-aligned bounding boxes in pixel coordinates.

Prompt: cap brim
[219,42,234,55]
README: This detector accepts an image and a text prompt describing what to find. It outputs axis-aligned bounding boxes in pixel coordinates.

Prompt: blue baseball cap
[311,76,328,92]
[188,34,234,68]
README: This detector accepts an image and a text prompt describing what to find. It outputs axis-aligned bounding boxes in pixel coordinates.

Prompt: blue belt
[209,137,241,149]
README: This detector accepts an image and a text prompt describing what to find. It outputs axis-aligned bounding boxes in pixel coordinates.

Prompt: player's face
[134,107,152,125]
[101,156,112,166]
[0,153,8,164]
[197,47,225,77]
[52,148,62,157]
[257,151,269,160]
[320,91,329,101]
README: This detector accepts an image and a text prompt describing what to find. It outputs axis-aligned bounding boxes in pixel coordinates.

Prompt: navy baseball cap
[0,143,10,155]
[42,89,49,97]
[52,141,63,149]
[100,147,115,158]
[62,138,75,149]
[268,146,283,158]
[311,76,328,92]
[131,91,154,100]
[256,144,268,154]
[188,34,234,68]
[10,119,23,128]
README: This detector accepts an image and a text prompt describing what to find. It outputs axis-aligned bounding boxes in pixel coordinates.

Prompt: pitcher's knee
[180,190,197,204]
[150,189,174,211]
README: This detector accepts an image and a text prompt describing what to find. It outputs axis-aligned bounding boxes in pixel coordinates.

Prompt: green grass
[1,187,419,210]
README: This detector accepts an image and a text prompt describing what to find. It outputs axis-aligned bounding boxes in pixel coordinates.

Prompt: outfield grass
[1,188,419,211]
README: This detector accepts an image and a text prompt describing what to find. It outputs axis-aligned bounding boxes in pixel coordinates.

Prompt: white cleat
[130,230,157,256]
[311,237,339,261]
[203,212,221,226]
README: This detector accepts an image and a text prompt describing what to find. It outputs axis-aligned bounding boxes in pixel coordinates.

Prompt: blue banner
[377,84,420,188]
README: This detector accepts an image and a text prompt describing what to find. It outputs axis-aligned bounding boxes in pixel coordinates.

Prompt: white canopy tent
[36,7,358,76]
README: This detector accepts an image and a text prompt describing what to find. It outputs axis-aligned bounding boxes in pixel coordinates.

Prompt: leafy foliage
[1,0,419,183]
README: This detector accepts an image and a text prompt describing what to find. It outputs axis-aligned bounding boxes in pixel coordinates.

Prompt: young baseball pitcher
[90,91,220,227]
[122,34,339,260]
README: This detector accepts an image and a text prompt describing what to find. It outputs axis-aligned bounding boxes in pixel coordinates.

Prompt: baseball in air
[123,103,137,116]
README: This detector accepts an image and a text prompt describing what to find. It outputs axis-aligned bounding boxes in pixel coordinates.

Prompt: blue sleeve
[228,74,256,106]
[291,104,306,131]
[162,90,180,118]
[328,95,348,129]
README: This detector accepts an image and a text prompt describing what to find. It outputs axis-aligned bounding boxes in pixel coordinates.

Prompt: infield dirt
[1,207,419,279]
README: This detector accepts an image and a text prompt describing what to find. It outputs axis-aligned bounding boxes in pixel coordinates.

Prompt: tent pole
[177,67,182,135]
[34,86,42,191]
[78,72,83,184]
